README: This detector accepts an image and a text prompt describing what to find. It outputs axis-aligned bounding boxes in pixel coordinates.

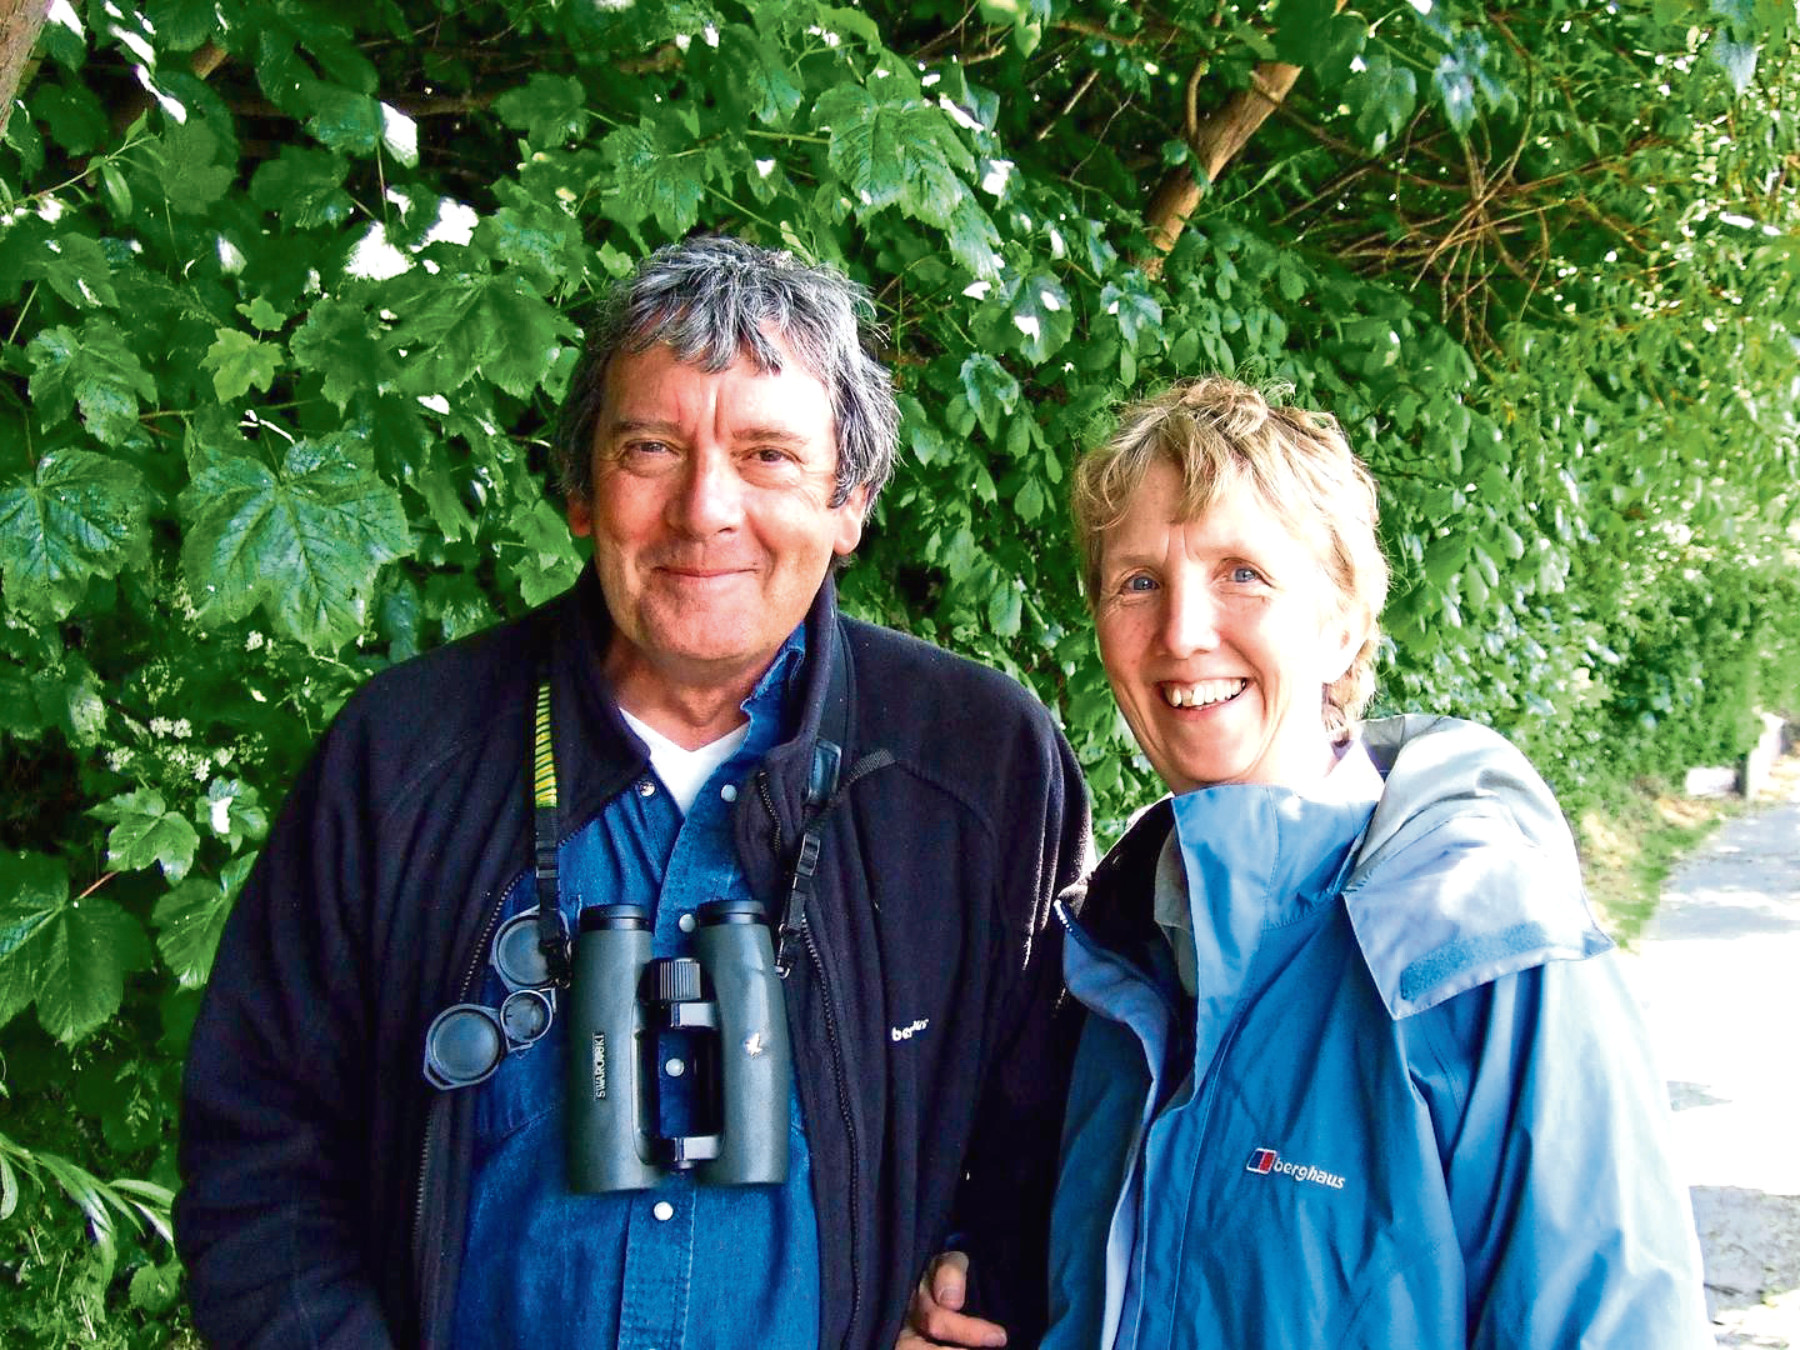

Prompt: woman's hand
[895,1251,1009,1348]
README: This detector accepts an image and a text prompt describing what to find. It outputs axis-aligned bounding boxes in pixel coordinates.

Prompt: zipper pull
[775,830,822,978]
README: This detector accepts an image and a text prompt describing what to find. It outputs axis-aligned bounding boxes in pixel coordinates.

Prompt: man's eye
[1229,565,1264,584]
[751,446,795,466]
[1122,574,1158,594]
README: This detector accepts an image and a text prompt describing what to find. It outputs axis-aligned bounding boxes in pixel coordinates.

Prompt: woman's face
[1094,460,1363,794]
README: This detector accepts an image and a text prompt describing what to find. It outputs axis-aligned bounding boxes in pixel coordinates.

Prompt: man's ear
[832,483,871,556]
[567,491,593,540]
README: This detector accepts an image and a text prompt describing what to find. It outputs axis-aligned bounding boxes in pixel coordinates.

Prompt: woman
[904,377,1710,1348]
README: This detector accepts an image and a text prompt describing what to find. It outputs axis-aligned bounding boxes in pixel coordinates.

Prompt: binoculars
[566,898,792,1193]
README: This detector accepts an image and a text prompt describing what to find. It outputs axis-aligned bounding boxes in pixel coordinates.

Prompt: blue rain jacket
[1045,714,1711,1350]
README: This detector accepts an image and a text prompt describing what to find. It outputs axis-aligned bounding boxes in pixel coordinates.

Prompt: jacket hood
[1344,713,1611,1018]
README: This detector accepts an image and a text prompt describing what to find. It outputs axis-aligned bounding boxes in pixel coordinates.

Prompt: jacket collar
[545,565,843,838]
[1160,743,1385,937]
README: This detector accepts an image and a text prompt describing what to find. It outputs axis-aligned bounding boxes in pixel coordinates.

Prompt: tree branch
[0,0,50,142]
[1137,1,1348,277]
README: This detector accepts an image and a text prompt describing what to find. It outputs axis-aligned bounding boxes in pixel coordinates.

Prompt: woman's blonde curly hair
[1070,376,1390,730]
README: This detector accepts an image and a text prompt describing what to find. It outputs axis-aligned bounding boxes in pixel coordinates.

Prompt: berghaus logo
[1246,1147,1346,1190]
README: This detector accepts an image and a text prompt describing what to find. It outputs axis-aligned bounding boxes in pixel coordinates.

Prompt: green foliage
[3,0,1799,1333]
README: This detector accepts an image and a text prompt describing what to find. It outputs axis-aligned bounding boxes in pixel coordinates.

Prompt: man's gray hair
[553,236,900,509]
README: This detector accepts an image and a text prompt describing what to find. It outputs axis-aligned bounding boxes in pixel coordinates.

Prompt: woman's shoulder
[1343,714,1611,1019]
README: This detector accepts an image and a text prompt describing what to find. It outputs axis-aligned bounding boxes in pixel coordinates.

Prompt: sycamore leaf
[34,656,107,748]
[0,852,66,1029]
[22,231,118,309]
[303,81,383,155]
[720,28,806,126]
[814,85,974,225]
[0,449,150,620]
[291,296,392,408]
[474,203,588,296]
[248,147,354,229]
[0,850,151,1043]
[494,74,588,145]
[203,328,282,401]
[504,498,583,607]
[155,119,234,214]
[152,857,251,989]
[199,778,268,849]
[960,354,1021,439]
[92,789,201,884]
[179,434,412,648]
[27,320,158,445]
[598,123,708,236]
[384,271,574,399]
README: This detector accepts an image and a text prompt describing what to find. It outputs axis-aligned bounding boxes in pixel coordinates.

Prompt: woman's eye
[1122,574,1158,594]
[1229,564,1264,584]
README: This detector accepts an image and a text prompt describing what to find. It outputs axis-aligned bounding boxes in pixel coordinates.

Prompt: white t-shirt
[618,707,750,814]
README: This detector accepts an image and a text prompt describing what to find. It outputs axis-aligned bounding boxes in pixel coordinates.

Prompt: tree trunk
[1,0,50,144]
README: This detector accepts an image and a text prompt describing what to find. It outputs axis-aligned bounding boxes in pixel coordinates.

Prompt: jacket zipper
[804,919,862,1343]
[758,768,862,1346]
[411,871,521,1321]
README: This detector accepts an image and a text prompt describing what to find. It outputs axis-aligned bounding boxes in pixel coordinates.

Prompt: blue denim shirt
[453,631,820,1349]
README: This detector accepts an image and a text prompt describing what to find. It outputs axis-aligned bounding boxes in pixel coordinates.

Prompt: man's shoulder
[323,606,544,792]
[841,616,1057,729]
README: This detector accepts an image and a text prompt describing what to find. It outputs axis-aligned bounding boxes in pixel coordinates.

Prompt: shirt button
[664,1057,686,1078]
[677,912,697,933]
[720,783,738,802]
[636,779,656,798]
[652,1201,674,1222]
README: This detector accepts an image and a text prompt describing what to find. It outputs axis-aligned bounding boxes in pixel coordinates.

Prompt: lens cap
[492,912,556,990]
[500,987,554,1046]
[423,1004,506,1089]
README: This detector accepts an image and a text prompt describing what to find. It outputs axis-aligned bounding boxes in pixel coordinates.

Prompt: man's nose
[669,448,743,534]
[1161,581,1220,657]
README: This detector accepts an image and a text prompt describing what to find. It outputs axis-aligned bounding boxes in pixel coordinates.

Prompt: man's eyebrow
[605,417,681,437]
[604,418,810,446]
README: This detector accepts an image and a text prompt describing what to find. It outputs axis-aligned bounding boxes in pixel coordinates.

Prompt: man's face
[568,339,869,699]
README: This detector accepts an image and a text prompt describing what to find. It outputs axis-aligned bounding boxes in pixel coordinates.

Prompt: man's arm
[176,733,399,1348]
[942,711,1092,1343]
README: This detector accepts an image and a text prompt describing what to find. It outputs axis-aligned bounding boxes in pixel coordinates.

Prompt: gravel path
[1619,768,1800,1348]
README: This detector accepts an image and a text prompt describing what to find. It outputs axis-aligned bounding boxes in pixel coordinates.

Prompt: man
[175,236,1090,1349]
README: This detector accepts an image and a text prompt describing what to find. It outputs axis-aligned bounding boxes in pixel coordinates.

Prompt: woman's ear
[1321,603,1370,686]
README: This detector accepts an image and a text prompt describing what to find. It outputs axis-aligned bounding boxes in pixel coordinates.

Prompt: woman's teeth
[1162,679,1247,709]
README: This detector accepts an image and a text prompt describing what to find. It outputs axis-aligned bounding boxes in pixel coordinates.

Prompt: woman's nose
[1161,582,1220,656]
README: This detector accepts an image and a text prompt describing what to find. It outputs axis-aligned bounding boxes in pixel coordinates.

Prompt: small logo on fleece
[890,1017,930,1042]
[1246,1147,1345,1190]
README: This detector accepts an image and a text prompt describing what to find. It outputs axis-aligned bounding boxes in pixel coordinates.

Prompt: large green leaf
[179,434,412,648]
[598,122,709,236]
[26,321,158,446]
[0,449,150,620]
[151,857,251,990]
[0,851,151,1043]
[92,790,201,884]
[814,84,973,225]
